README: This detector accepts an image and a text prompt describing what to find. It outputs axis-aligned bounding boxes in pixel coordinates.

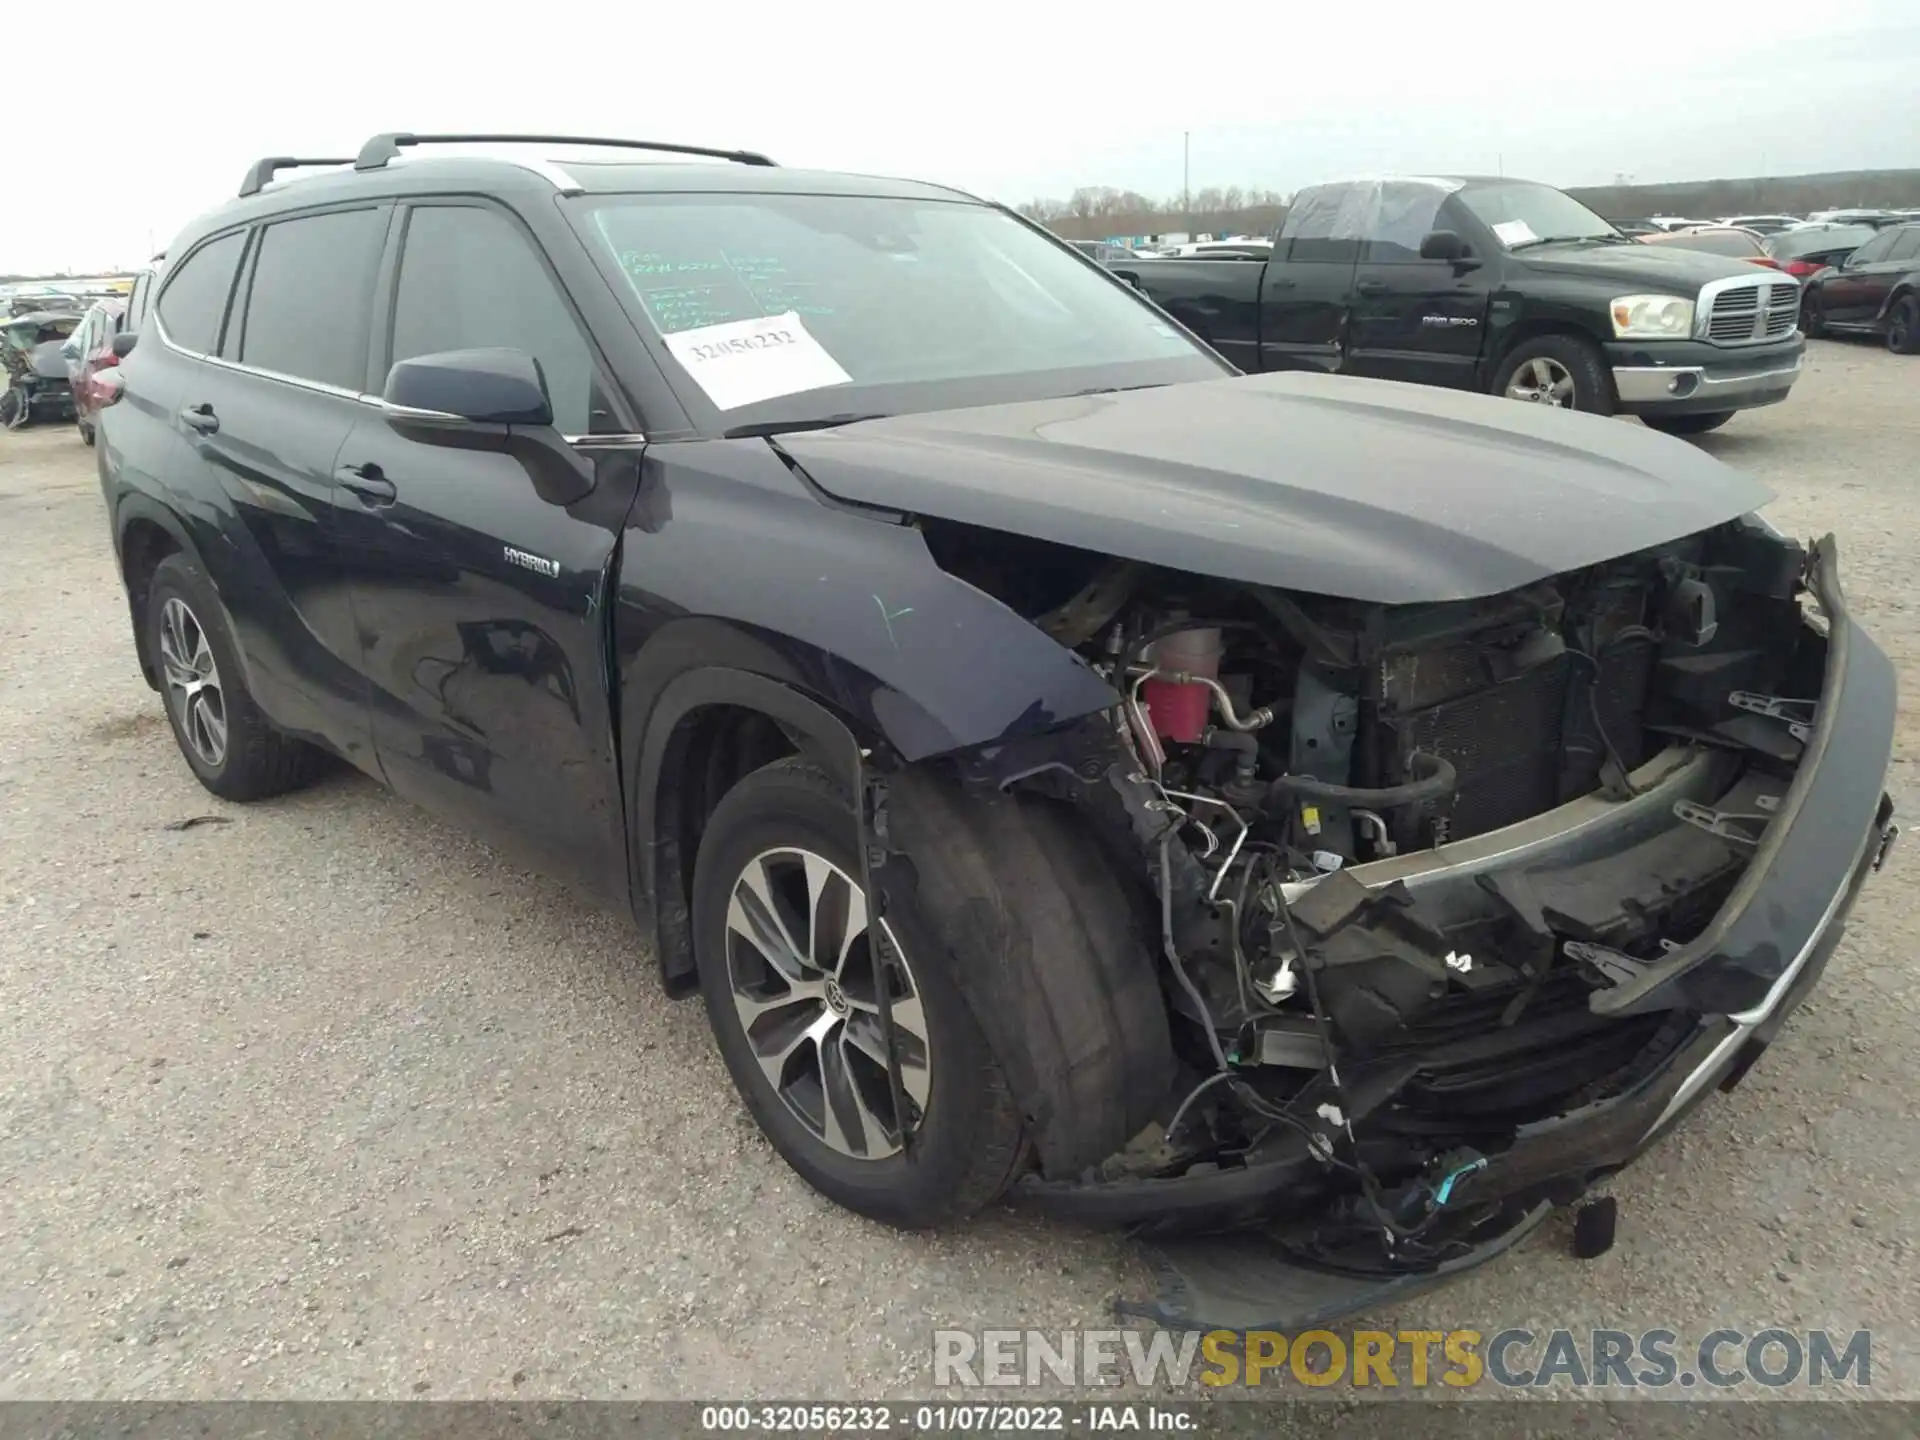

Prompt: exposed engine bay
[920,512,1839,1263]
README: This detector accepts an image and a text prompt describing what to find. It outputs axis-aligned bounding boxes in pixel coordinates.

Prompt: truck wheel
[1887,296,1920,355]
[691,757,1028,1229]
[1642,411,1734,437]
[1491,336,1615,416]
[145,553,330,801]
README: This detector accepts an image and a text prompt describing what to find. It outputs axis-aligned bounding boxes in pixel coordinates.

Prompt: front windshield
[1459,181,1619,249]
[573,192,1225,430]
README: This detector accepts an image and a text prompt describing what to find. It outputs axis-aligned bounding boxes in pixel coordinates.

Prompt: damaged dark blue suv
[96,133,1898,1329]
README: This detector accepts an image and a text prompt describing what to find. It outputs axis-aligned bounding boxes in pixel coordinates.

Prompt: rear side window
[1277,185,1362,265]
[156,232,244,354]
[389,204,601,434]
[236,208,386,391]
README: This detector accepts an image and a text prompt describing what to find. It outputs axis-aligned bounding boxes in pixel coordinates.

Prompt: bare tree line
[1018,186,1292,241]
[1022,169,1920,242]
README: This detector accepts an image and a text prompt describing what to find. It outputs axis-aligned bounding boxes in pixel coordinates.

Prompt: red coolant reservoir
[1142,627,1222,744]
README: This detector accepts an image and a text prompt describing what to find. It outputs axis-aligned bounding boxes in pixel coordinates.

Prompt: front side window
[156,231,245,355]
[389,204,602,435]
[1845,231,1895,266]
[573,191,1220,429]
[1883,228,1920,264]
[237,207,386,390]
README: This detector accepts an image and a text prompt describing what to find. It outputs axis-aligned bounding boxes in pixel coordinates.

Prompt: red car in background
[62,297,126,444]
[1637,225,1782,269]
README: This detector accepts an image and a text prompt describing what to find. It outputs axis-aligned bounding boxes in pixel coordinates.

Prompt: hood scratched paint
[777,371,1774,604]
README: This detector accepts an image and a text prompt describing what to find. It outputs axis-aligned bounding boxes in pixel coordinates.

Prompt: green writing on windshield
[612,239,837,333]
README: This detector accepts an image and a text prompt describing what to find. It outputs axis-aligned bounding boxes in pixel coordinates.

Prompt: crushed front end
[933,515,1896,1327]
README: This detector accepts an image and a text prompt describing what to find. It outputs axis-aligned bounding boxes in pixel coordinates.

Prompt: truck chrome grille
[1700,276,1800,345]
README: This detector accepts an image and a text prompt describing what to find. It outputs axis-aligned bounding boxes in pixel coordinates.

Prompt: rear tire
[692,757,1027,1229]
[1642,411,1734,437]
[144,553,329,802]
[1491,334,1616,415]
[1887,296,1920,355]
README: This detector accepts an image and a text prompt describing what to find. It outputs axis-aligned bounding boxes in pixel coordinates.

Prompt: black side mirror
[1419,230,1472,264]
[382,348,554,429]
[111,331,138,359]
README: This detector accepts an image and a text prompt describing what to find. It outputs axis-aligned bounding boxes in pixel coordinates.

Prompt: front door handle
[1354,279,1389,296]
[1267,278,1297,290]
[336,462,397,505]
[179,403,219,434]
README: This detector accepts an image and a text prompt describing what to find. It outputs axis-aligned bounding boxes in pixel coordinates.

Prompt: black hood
[777,372,1773,605]
[1514,239,1763,290]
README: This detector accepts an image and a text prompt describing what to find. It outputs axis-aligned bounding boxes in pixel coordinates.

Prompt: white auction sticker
[662,311,852,411]
[1491,219,1538,246]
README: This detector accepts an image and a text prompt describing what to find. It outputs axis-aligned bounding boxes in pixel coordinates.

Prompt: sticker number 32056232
[661,311,853,411]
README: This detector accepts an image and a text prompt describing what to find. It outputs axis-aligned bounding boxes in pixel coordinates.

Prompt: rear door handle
[336,462,397,504]
[1354,279,1389,296]
[179,403,219,434]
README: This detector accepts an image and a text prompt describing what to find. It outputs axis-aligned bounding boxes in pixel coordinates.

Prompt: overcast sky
[11,0,1917,274]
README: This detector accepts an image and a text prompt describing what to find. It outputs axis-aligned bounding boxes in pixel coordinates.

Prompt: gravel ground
[1,342,1916,1408]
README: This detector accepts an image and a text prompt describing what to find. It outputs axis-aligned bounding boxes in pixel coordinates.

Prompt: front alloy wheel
[1505,356,1576,406]
[157,596,228,769]
[724,846,931,1159]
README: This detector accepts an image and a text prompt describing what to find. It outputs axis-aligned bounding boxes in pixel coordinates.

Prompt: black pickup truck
[1120,175,1806,435]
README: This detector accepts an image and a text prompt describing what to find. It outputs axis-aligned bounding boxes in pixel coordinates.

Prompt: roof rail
[353,133,777,173]
[239,156,357,198]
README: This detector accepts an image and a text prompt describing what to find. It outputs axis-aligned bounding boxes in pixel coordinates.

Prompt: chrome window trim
[152,313,379,404]
[567,432,648,448]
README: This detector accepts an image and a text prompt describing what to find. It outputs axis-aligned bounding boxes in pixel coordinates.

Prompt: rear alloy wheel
[1642,411,1734,437]
[144,553,329,801]
[692,757,1027,1228]
[158,596,229,771]
[1492,335,1616,416]
[1887,296,1920,355]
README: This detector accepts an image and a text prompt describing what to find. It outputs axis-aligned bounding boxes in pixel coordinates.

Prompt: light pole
[1183,130,1191,239]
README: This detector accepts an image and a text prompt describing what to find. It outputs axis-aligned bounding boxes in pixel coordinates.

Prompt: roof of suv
[172,146,986,254]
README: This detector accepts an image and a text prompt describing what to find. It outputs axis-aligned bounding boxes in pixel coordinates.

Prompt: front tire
[0,386,26,430]
[144,553,328,802]
[1491,335,1616,415]
[692,757,1026,1229]
[1801,293,1826,338]
[1887,296,1920,355]
[1642,411,1734,437]
[78,418,96,446]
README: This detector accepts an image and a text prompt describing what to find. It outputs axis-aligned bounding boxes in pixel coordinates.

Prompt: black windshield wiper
[722,412,891,439]
[1509,234,1629,251]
